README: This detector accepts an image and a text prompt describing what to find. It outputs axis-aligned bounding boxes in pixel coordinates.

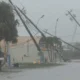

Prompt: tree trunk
[4,40,7,61]
[52,46,55,63]
[0,42,1,71]
[1,40,8,68]
[50,46,53,62]
[47,46,50,62]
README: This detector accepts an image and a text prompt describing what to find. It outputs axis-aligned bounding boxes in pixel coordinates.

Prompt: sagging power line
[43,31,80,51]
[9,0,80,62]
[9,0,41,52]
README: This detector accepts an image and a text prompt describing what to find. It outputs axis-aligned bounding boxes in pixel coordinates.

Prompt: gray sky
[2,0,80,42]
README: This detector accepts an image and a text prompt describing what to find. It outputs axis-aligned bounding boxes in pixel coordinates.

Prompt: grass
[17,63,64,69]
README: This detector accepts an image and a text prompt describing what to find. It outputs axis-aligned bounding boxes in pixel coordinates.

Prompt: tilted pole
[67,11,80,27]
[17,7,66,61]
[9,0,66,62]
[17,6,80,60]
[9,0,41,52]
[16,7,46,39]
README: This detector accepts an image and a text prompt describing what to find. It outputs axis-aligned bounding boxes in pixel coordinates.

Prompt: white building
[0,36,62,66]
[9,36,49,65]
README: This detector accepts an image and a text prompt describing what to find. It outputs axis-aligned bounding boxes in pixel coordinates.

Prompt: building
[0,36,62,66]
[9,36,49,65]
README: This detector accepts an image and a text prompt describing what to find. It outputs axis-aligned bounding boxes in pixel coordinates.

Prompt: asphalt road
[0,61,80,80]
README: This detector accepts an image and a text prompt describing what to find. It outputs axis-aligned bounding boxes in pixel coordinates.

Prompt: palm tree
[46,36,62,62]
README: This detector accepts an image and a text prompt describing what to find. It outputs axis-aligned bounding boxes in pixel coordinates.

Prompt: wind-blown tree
[46,36,62,49]
[46,36,62,62]
[0,1,19,68]
[39,36,62,62]
[0,1,18,42]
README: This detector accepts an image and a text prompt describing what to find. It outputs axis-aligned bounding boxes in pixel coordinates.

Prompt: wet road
[0,62,80,80]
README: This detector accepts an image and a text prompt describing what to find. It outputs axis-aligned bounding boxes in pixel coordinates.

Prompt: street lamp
[55,18,59,36]
[37,15,45,25]
[54,18,59,62]
[34,15,45,36]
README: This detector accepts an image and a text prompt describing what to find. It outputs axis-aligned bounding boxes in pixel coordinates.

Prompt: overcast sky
[2,0,80,42]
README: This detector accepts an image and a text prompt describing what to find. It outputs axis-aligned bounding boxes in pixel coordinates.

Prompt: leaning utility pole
[9,0,41,52]
[9,0,66,62]
[66,10,80,27]
[16,7,46,39]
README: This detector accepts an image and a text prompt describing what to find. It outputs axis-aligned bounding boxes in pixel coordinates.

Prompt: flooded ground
[0,61,80,80]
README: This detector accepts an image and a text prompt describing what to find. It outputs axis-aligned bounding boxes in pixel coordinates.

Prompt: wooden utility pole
[9,0,41,52]
[16,7,46,40]
[9,0,45,62]
[66,10,80,27]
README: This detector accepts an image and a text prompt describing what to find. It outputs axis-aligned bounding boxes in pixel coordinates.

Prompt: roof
[0,36,41,48]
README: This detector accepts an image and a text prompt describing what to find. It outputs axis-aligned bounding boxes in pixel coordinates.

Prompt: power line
[9,0,42,52]
[43,31,80,51]
[16,6,46,39]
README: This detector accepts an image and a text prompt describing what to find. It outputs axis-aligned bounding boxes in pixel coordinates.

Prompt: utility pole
[9,0,45,62]
[16,7,46,39]
[54,18,59,63]
[66,10,80,27]
[9,0,41,52]
[66,10,79,51]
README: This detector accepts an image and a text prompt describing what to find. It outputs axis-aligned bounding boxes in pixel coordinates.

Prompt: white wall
[9,44,40,64]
